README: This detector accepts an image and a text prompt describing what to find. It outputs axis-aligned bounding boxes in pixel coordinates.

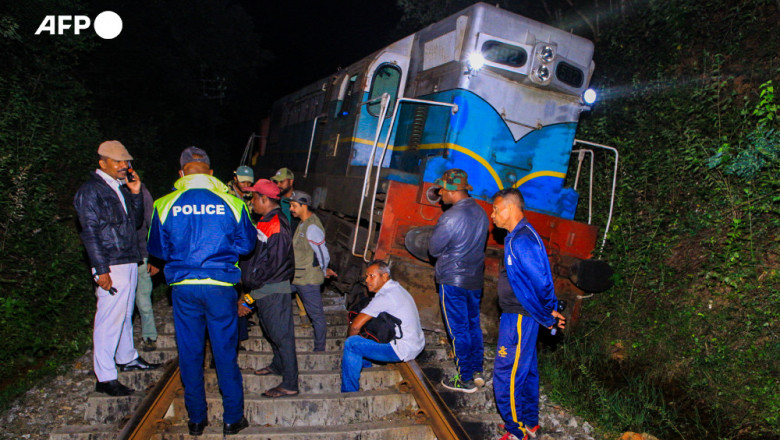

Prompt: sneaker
[142,338,156,352]
[441,374,477,393]
[525,425,540,438]
[498,432,522,440]
[473,371,492,387]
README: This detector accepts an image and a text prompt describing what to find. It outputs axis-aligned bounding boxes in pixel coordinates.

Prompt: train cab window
[481,40,527,68]
[338,75,359,118]
[556,62,585,88]
[367,64,401,117]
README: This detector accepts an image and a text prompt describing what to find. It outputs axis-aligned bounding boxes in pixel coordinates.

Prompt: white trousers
[93,262,139,382]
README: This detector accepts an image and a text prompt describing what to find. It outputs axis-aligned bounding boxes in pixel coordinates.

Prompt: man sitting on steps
[341,260,425,392]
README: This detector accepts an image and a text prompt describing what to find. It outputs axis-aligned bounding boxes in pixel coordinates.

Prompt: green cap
[271,167,294,182]
[433,169,472,191]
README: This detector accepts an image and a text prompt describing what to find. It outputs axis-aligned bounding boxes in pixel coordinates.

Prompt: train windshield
[481,40,527,68]
[367,64,402,117]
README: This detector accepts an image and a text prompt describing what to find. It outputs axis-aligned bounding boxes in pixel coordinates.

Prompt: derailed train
[254,2,616,339]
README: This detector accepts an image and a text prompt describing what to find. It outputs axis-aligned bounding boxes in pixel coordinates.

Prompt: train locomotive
[254,2,616,339]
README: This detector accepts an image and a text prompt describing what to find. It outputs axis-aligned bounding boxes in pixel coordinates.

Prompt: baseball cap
[97,140,133,161]
[244,179,280,199]
[433,169,472,191]
[290,190,312,206]
[270,167,294,182]
[235,165,254,183]
[179,146,210,168]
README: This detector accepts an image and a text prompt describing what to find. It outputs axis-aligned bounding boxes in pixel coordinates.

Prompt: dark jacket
[241,207,294,290]
[429,197,489,290]
[73,171,144,275]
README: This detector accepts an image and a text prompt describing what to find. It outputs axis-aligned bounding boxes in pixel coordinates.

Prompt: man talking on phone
[74,140,160,397]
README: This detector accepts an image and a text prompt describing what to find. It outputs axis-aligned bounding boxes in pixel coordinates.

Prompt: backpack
[348,296,403,344]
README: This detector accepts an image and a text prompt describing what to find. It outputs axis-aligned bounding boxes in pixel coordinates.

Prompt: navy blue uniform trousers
[438,284,484,382]
[494,313,540,438]
[172,284,244,425]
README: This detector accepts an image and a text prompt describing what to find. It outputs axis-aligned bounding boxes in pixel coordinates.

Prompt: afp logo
[35,11,123,39]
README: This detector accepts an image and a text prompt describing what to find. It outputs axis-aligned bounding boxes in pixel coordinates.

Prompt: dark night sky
[243,0,403,101]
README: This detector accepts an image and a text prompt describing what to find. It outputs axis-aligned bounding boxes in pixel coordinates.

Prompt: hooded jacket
[428,197,489,290]
[73,171,144,275]
[146,174,256,286]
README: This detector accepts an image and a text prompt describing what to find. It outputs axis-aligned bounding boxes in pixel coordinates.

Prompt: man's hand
[325,268,338,278]
[125,169,141,194]
[237,300,252,317]
[147,262,160,276]
[548,310,566,330]
[96,273,113,291]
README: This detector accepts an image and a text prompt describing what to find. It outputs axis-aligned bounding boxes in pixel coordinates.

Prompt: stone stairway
[152,290,442,439]
[50,289,507,440]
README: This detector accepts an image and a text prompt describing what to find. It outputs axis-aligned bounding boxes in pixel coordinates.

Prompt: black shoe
[188,420,208,436]
[142,338,157,352]
[95,379,134,396]
[117,356,161,372]
[223,416,249,435]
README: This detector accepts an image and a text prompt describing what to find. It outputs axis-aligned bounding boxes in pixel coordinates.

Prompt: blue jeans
[341,335,400,392]
[172,284,243,424]
[438,284,484,382]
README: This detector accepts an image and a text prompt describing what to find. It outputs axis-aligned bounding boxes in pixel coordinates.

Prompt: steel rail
[394,360,472,440]
[116,358,182,440]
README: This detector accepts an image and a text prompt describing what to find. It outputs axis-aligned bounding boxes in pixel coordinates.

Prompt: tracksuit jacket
[146,173,256,285]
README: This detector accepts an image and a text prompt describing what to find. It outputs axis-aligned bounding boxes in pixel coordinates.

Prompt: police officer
[147,147,256,436]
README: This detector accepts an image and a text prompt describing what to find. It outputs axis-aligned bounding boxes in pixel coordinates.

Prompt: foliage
[0,0,266,409]
[390,0,780,438]
[0,0,101,408]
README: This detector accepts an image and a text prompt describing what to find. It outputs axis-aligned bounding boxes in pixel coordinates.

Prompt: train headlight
[537,45,555,63]
[535,66,550,82]
[467,52,486,71]
[583,88,597,105]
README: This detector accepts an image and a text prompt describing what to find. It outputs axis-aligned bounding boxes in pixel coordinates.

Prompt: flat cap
[97,140,133,161]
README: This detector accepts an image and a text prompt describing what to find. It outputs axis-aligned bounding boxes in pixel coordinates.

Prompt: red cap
[245,179,280,199]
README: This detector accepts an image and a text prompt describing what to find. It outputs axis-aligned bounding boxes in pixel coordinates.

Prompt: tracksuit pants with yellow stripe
[494,312,539,438]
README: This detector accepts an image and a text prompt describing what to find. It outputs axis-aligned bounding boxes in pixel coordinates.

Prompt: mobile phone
[126,161,136,182]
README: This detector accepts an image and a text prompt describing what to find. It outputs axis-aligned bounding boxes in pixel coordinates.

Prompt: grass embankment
[538,1,779,438]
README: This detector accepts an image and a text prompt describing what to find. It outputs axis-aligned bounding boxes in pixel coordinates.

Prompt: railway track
[50,290,503,440]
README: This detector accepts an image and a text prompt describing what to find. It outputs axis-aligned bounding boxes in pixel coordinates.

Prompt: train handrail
[571,149,594,225]
[394,360,471,440]
[116,358,182,440]
[351,93,390,259]
[361,97,458,261]
[304,113,328,178]
[573,139,619,253]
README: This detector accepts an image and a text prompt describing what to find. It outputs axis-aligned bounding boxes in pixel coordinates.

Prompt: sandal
[262,386,299,398]
[253,367,279,376]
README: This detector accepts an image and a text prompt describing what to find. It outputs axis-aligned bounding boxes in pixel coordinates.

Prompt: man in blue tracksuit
[490,188,566,440]
[147,147,256,436]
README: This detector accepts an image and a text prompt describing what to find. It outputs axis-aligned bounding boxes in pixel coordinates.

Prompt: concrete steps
[154,290,437,439]
[153,420,436,439]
